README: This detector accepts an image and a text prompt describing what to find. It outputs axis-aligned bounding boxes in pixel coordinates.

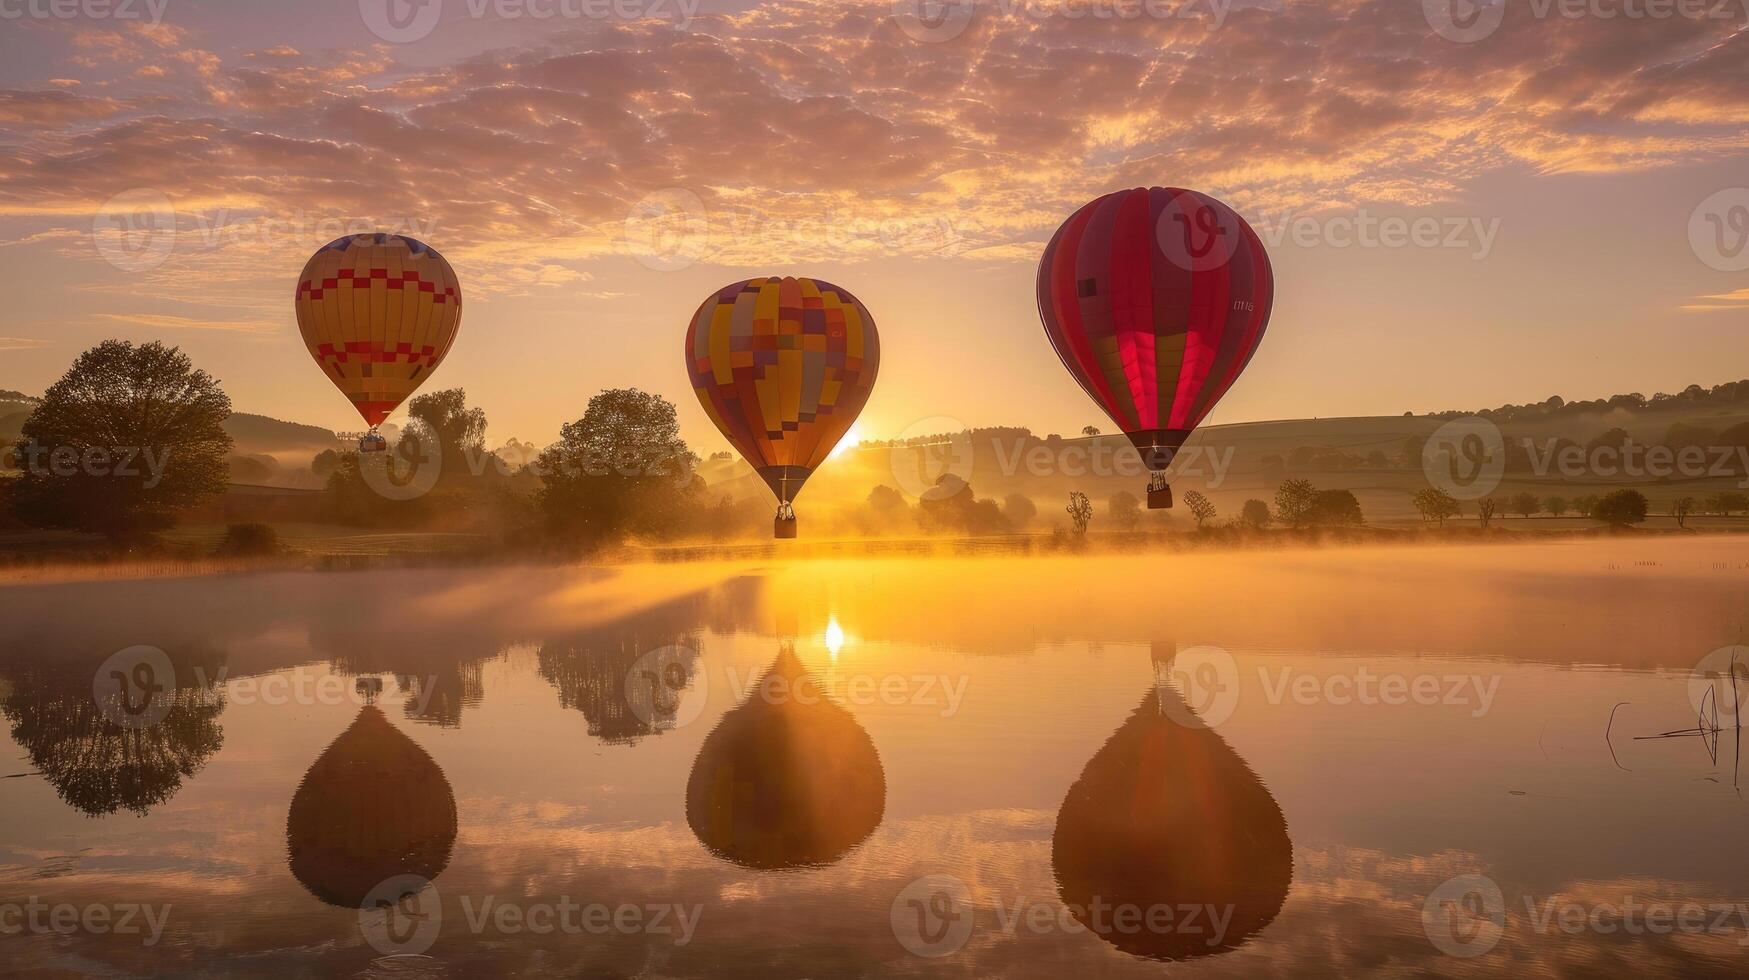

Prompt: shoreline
[2,522,1744,585]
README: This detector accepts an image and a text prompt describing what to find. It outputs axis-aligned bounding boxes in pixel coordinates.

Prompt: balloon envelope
[295,234,463,428]
[1037,187,1272,468]
[684,277,879,505]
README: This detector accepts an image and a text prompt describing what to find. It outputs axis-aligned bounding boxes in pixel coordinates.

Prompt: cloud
[0,0,1742,294]
[0,337,52,351]
[1681,288,1749,311]
[91,312,277,335]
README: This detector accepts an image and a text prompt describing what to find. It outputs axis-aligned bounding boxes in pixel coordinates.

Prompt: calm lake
[4,538,1749,977]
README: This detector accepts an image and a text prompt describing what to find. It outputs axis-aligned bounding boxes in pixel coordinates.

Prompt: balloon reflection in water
[286,703,458,908]
[686,647,885,869]
[1053,663,1292,960]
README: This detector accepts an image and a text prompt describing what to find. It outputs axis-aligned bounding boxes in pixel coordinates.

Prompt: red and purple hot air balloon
[1037,187,1273,508]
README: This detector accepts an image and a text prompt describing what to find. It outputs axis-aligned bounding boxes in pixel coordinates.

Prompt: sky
[0,0,1746,451]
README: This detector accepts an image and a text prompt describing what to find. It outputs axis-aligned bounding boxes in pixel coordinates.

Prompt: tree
[919,475,1007,534]
[1543,496,1568,517]
[1671,497,1695,528]
[1663,422,1716,451]
[1307,489,1363,526]
[1721,492,1749,515]
[868,484,908,515]
[9,341,231,539]
[1477,498,1497,527]
[1274,478,1317,528]
[534,389,700,546]
[406,388,487,478]
[1002,493,1038,528]
[1411,487,1460,526]
[1240,499,1271,527]
[1573,494,1600,519]
[1066,491,1093,536]
[1509,491,1540,519]
[1182,490,1216,528]
[311,448,343,477]
[1591,489,1648,526]
[1585,427,1630,455]
[1108,490,1142,530]
[1081,425,1100,437]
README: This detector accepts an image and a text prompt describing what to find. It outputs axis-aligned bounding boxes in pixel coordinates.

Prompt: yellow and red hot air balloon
[684,277,880,539]
[295,234,462,452]
[1038,188,1273,508]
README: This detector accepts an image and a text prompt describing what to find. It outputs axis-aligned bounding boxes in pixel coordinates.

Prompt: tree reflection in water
[0,649,225,817]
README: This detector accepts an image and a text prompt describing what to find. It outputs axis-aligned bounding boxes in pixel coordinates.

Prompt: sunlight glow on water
[825,616,846,657]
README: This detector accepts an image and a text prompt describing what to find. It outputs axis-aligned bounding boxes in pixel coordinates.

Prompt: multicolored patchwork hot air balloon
[685,277,880,538]
[1038,188,1273,508]
[295,234,462,452]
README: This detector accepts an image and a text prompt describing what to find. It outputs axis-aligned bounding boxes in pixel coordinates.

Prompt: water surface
[4,539,1749,977]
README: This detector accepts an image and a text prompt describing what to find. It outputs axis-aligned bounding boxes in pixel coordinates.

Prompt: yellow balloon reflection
[286,703,458,908]
[686,646,885,869]
[1052,653,1293,960]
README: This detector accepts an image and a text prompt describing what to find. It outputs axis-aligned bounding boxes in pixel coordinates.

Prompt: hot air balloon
[295,234,462,453]
[1038,188,1273,508]
[684,277,880,538]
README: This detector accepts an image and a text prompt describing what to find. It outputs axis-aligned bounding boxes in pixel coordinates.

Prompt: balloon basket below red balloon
[1148,485,1174,510]
[357,434,387,454]
[774,516,798,539]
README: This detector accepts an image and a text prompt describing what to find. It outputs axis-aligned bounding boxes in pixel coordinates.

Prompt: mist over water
[3,537,1749,976]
